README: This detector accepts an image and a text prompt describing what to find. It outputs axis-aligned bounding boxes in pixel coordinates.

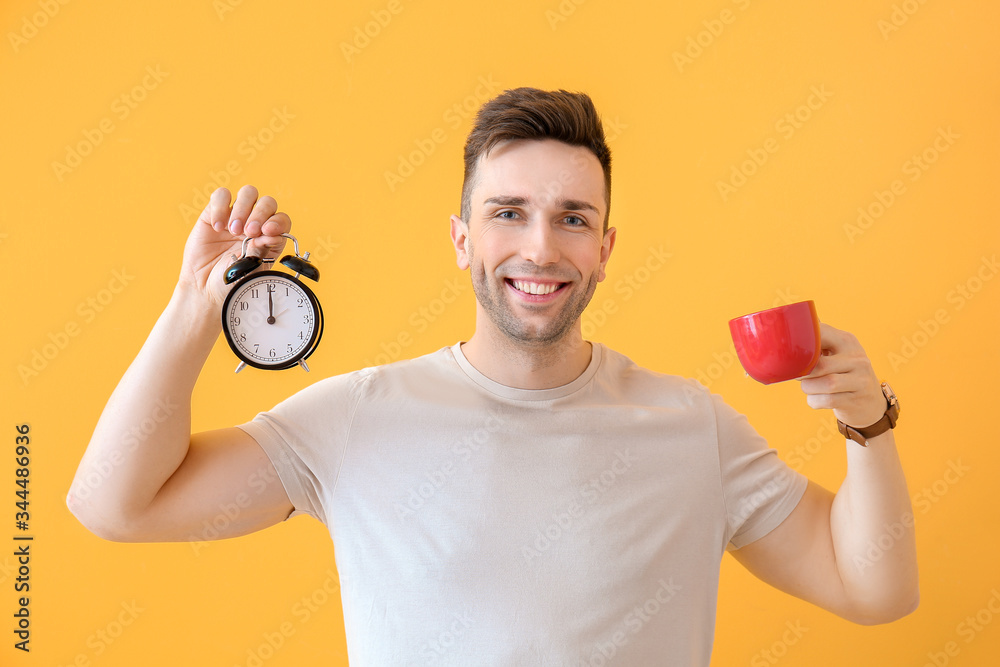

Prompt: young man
[68,88,918,664]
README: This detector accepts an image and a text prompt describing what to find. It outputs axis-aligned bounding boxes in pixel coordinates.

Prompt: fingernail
[229,219,240,234]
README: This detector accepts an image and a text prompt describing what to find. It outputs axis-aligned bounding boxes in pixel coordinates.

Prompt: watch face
[221,271,323,370]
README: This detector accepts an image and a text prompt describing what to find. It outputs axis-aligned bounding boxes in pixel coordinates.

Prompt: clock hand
[267,287,275,324]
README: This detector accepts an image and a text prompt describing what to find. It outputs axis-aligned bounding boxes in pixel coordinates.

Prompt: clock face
[221,271,323,370]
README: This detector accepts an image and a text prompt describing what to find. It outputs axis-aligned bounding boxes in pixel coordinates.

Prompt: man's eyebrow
[483,196,529,208]
[559,199,600,215]
[482,195,600,214]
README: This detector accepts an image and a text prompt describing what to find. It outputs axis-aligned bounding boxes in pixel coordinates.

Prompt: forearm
[67,283,220,536]
[830,430,919,622]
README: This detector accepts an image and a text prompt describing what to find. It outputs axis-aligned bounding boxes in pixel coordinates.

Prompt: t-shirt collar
[449,341,603,402]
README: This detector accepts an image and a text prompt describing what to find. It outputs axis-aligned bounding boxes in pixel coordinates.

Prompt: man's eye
[564,215,586,226]
[498,210,517,219]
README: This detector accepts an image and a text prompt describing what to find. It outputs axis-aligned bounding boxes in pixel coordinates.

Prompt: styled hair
[460,87,612,232]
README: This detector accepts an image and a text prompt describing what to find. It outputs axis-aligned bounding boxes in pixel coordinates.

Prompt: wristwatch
[837,381,900,446]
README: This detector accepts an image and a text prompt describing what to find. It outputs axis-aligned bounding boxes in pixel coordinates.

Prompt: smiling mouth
[506,279,568,295]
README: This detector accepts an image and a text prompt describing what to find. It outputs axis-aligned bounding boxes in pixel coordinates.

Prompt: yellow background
[3,0,998,665]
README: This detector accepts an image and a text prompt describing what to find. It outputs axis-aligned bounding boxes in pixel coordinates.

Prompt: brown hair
[460,87,612,232]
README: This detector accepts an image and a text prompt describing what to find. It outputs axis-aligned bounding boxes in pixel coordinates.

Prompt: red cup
[728,300,821,384]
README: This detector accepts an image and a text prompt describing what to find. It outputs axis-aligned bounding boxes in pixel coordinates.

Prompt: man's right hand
[67,183,296,542]
[179,184,292,306]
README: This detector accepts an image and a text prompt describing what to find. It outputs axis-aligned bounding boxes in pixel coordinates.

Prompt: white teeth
[512,280,562,295]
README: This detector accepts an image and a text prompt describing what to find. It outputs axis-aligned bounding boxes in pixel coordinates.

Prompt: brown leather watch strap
[837,381,900,446]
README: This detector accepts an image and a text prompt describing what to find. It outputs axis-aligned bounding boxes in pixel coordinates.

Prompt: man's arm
[67,185,295,542]
[730,324,919,625]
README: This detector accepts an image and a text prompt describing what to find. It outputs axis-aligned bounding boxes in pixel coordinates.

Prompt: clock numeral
[253,344,260,353]
[286,344,293,353]
[269,348,276,358]
[239,333,247,342]
[240,302,249,311]
[303,314,310,324]
[233,316,241,326]
[298,331,304,340]
[250,289,259,299]
[297,298,305,307]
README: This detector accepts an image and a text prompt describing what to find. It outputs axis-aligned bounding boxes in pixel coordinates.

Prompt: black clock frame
[221,269,324,371]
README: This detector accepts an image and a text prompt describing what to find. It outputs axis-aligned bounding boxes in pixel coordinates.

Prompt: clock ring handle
[277,233,320,282]
[280,233,303,258]
[224,236,267,285]
[231,233,300,262]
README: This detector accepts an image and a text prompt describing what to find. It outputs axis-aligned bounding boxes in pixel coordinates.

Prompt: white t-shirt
[238,342,808,666]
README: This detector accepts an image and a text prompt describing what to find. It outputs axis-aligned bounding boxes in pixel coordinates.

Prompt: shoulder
[594,344,712,409]
[264,346,459,414]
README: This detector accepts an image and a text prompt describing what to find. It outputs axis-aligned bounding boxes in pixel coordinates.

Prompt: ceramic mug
[728,300,822,384]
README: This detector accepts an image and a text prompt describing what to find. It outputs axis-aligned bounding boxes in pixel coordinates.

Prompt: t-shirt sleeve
[235,368,373,526]
[710,392,809,551]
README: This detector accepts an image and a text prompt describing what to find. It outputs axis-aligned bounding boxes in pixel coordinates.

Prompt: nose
[519,220,560,266]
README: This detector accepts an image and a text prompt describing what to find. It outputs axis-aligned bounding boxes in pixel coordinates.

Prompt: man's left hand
[799,323,887,428]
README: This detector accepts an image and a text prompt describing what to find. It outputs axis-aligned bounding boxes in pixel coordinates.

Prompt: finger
[800,324,861,378]
[803,351,853,379]
[228,184,260,236]
[206,187,233,232]
[244,195,278,237]
[817,322,863,356]
[804,392,836,411]
[800,371,860,396]
[250,212,291,257]
[260,211,291,238]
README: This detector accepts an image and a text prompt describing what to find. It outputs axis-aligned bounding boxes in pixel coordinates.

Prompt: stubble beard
[468,240,598,346]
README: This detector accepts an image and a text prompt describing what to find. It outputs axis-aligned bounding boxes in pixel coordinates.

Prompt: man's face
[450,138,616,346]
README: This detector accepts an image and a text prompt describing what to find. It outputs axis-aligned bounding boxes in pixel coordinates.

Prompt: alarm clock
[221,233,324,373]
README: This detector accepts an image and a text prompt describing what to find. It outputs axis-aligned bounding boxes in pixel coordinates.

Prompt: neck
[460,326,593,390]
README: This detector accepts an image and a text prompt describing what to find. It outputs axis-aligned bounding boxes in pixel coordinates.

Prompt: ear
[450,214,470,270]
[596,226,617,282]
